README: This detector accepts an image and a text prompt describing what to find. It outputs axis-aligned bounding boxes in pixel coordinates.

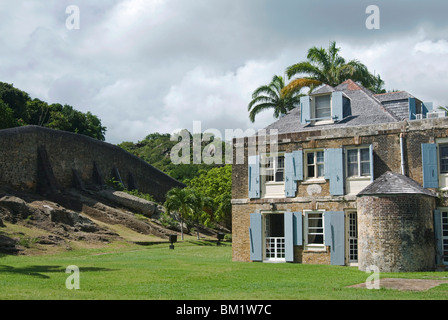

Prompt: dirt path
[348,278,448,291]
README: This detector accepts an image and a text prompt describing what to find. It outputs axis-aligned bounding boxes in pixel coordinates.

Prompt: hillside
[118,132,227,184]
[0,185,222,256]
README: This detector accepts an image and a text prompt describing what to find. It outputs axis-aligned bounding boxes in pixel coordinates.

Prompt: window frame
[439,143,448,174]
[305,150,325,181]
[260,153,285,184]
[345,146,371,180]
[311,93,333,125]
[303,210,326,251]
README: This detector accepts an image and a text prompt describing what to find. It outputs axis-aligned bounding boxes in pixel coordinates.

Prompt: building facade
[231,80,448,272]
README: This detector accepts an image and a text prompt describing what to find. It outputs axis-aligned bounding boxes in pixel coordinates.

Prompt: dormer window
[300,91,350,126]
[314,95,332,120]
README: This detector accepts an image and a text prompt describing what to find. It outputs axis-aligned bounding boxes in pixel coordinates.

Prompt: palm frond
[281,78,322,97]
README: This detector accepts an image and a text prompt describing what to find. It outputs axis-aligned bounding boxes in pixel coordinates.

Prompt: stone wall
[0,126,184,202]
[357,194,436,272]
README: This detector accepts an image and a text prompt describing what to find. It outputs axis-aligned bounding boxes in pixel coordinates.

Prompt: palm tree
[164,187,194,240]
[248,75,312,123]
[189,190,213,240]
[285,41,382,93]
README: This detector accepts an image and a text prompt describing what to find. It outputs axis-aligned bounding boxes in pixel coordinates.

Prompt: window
[442,211,448,264]
[314,95,331,120]
[347,148,371,177]
[306,151,325,179]
[262,155,284,183]
[305,211,325,250]
[439,144,448,174]
[348,212,358,264]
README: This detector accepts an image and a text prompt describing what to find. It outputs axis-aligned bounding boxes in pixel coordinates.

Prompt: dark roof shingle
[357,171,436,197]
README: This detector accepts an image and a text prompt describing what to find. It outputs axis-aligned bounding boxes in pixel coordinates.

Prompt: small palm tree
[164,187,194,240]
[248,75,304,123]
[189,191,213,240]
[285,41,382,92]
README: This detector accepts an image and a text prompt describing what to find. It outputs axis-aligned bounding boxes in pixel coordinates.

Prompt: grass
[1,241,448,300]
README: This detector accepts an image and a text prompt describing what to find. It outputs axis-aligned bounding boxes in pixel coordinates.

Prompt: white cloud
[340,30,448,108]
[1,0,448,144]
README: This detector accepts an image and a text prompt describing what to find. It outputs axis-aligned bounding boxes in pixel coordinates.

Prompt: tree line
[0,82,106,141]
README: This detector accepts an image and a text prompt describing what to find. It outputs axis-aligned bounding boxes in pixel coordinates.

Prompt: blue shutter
[293,212,303,246]
[434,209,443,265]
[324,148,344,196]
[422,144,438,188]
[324,211,345,266]
[284,212,294,262]
[285,153,297,198]
[369,144,374,182]
[292,150,303,181]
[248,155,260,198]
[249,213,263,262]
[423,102,433,117]
[300,96,311,125]
[409,98,416,120]
[285,212,302,262]
[331,91,343,121]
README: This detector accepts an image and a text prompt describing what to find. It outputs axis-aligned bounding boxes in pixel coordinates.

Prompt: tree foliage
[248,75,316,123]
[0,82,106,140]
[285,41,385,94]
[186,165,232,229]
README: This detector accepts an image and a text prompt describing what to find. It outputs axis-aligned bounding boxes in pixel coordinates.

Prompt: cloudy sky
[1,0,448,144]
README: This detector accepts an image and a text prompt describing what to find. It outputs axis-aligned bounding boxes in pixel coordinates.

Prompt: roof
[357,171,436,197]
[264,79,400,135]
[374,91,414,102]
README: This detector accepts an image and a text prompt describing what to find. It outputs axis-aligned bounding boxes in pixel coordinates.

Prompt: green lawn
[1,242,448,300]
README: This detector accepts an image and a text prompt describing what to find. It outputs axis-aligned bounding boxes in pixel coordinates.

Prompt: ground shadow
[0,264,116,279]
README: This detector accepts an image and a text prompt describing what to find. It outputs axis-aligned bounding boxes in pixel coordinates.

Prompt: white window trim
[345,146,372,180]
[260,153,285,198]
[261,211,286,263]
[345,209,358,266]
[260,152,285,184]
[310,94,334,125]
[436,207,448,265]
[435,138,448,190]
[304,149,325,181]
[303,210,326,252]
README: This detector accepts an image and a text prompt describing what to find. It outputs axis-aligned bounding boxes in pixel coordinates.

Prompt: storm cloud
[1,0,447,143]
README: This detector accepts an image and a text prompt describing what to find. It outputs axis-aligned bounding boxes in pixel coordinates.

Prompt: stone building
[231,79,447,271]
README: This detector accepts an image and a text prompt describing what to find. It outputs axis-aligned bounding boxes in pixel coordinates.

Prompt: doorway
[264,213,285,261]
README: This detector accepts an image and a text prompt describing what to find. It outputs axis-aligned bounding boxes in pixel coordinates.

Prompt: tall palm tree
[285,41,382,92]
[248,75,312,123]
[164,187,194,240]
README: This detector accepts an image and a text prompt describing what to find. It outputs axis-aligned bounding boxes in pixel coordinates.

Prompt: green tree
[248,75,307,123]
[164,187,194,240]
[189,190,213,240]
[285,41,384,93]
[0,99,16,129]
[186,165,232,229]
[0,82,30,121]
[0,82,106,140]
